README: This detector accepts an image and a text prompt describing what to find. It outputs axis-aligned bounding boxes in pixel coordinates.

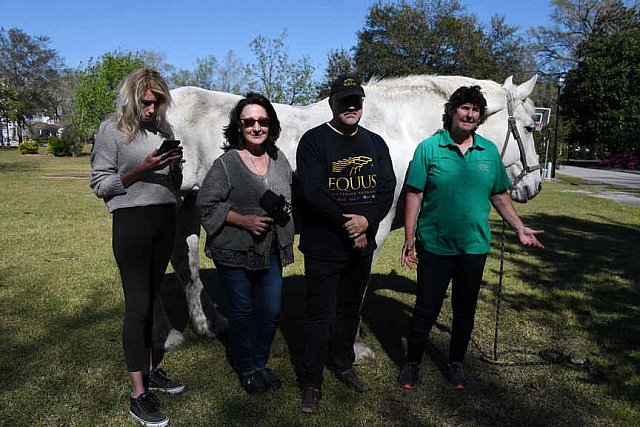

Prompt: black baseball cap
[329,75,365,100]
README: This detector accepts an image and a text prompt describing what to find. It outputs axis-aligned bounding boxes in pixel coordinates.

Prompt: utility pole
[551,76,565,178]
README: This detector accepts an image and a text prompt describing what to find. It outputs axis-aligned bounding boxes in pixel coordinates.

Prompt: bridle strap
[501,94,541,187]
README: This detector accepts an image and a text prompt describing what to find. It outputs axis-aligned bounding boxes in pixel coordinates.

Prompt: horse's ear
[503,76,514,88]
[515,75,538,100]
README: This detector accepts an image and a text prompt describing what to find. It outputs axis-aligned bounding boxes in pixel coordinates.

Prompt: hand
[400,241,418,268]
[516,227,545,249]
[241,215,273,236]
[342,214,369,238]
[353,233,368,250]
[121,148,183,188]
[142,148,183,173]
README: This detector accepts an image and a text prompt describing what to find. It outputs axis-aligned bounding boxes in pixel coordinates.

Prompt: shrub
[600,152,640,170]
[47,137,72,157]
[59,125,87,157]
[18,139,39,154]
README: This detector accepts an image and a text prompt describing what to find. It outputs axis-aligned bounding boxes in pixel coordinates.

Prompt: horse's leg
[153,288,185,351]
[353,211,395,365]
[171,192,228,338]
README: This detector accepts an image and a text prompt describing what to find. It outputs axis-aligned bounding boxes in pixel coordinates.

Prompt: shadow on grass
[4,208,638,425]
[487,213,640,404]
[0,285,126,425]
[157,207,640,424]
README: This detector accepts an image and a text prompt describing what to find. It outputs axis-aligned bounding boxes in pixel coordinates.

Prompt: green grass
[1,148,639,426]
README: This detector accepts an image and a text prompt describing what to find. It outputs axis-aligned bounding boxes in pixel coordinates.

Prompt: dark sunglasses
[241,118,270,128]
[141,99,160,107]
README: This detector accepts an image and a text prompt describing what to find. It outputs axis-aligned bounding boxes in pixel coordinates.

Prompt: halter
[500,94,541,187]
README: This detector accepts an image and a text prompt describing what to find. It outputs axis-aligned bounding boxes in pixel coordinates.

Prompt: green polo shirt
[406,130,511,255]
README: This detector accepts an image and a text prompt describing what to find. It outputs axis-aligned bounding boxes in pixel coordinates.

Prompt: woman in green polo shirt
[397,85,544,391]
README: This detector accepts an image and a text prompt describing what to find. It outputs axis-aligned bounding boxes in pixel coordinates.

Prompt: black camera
[259,190,292,226]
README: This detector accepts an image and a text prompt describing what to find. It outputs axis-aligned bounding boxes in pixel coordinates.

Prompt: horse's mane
[363,75,507,109]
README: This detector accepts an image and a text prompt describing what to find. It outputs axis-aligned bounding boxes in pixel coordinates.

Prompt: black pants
[299,254,373,388]
[406,245,487,365]
[112,204,176,372]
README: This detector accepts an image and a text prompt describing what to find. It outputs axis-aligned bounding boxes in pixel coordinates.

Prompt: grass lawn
[1,148,638,426]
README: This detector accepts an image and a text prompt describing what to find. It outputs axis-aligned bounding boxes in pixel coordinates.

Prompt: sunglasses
[241,118,270,128]
[141,99,160,107]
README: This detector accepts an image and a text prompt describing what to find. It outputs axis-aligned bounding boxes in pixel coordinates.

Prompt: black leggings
[112,204,176,372]
[406,246,487,364]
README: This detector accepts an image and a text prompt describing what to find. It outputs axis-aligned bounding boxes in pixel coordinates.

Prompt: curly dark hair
[442,85,487,131]
[222,92,281,158]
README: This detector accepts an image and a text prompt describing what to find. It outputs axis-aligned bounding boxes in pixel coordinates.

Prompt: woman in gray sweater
[196,93,294,395]
[91,68,184,427]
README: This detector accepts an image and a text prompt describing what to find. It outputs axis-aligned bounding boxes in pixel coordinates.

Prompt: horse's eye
[525,125,534,133]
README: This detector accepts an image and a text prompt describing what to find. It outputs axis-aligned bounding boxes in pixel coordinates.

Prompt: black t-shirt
[295,123,396,260]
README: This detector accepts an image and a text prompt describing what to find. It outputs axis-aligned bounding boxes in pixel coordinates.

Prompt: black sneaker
[337,367,370,392]
[129,392,169,427]
[300,387,321,414]
[147,368,185,394]
[256,367,282,390]
[448,362,467,390]
[397,363,420,390]
[240,372,267,395]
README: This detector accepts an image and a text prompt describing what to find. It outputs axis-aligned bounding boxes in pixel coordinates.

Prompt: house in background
[1,113,63,147]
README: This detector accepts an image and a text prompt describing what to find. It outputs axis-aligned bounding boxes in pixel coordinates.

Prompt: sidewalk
[555,165,640,207]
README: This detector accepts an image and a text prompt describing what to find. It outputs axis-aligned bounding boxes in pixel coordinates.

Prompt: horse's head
[481,75,542,203]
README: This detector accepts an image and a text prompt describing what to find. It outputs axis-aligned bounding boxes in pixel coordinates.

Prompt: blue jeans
[215,245,282,376]
[406,244,487,364]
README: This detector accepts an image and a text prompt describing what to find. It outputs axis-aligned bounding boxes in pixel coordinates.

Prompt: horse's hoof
[163,329,185,351]
[353,341,376,365]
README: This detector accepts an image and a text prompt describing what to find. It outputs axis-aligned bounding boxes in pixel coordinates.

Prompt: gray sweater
[196,149,294,270]
[90,119,179,212]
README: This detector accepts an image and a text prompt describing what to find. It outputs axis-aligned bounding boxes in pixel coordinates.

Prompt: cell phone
[157,139,181,156]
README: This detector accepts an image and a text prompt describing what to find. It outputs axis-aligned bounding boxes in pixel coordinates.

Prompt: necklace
[242,150,268,175]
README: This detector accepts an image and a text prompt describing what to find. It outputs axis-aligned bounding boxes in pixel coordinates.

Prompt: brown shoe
[337,368,370,392]
[301,387,321,414]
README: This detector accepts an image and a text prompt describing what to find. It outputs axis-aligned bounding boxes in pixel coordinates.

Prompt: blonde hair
[115,68,173,141]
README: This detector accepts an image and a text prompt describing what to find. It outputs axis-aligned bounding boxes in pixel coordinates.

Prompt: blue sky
[1,0,553,74]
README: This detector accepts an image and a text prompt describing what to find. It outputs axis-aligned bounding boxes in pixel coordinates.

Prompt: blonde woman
[91,68,184,427]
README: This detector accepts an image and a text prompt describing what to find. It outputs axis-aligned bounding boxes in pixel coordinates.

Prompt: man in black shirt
[295,75,396,414]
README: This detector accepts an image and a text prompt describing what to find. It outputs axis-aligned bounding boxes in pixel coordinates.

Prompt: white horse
[158,74,542,356]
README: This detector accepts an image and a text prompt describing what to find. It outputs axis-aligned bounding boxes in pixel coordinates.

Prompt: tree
[214,50,251,94]
[189,55,219,89]
[0,27,63,141]
[248,30,317,105]
[170,55,219,89]
[169,51,250,94]
[353,0,531,81]
[137,50,176,80]
[49,68,78,121]
[560,3,640,159]
[529,0,633,76]
[71,52,144,141]
[0,79,20,122]
[317,48,355,99]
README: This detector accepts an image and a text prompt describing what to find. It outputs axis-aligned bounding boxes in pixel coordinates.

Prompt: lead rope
[480,220,591,370]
